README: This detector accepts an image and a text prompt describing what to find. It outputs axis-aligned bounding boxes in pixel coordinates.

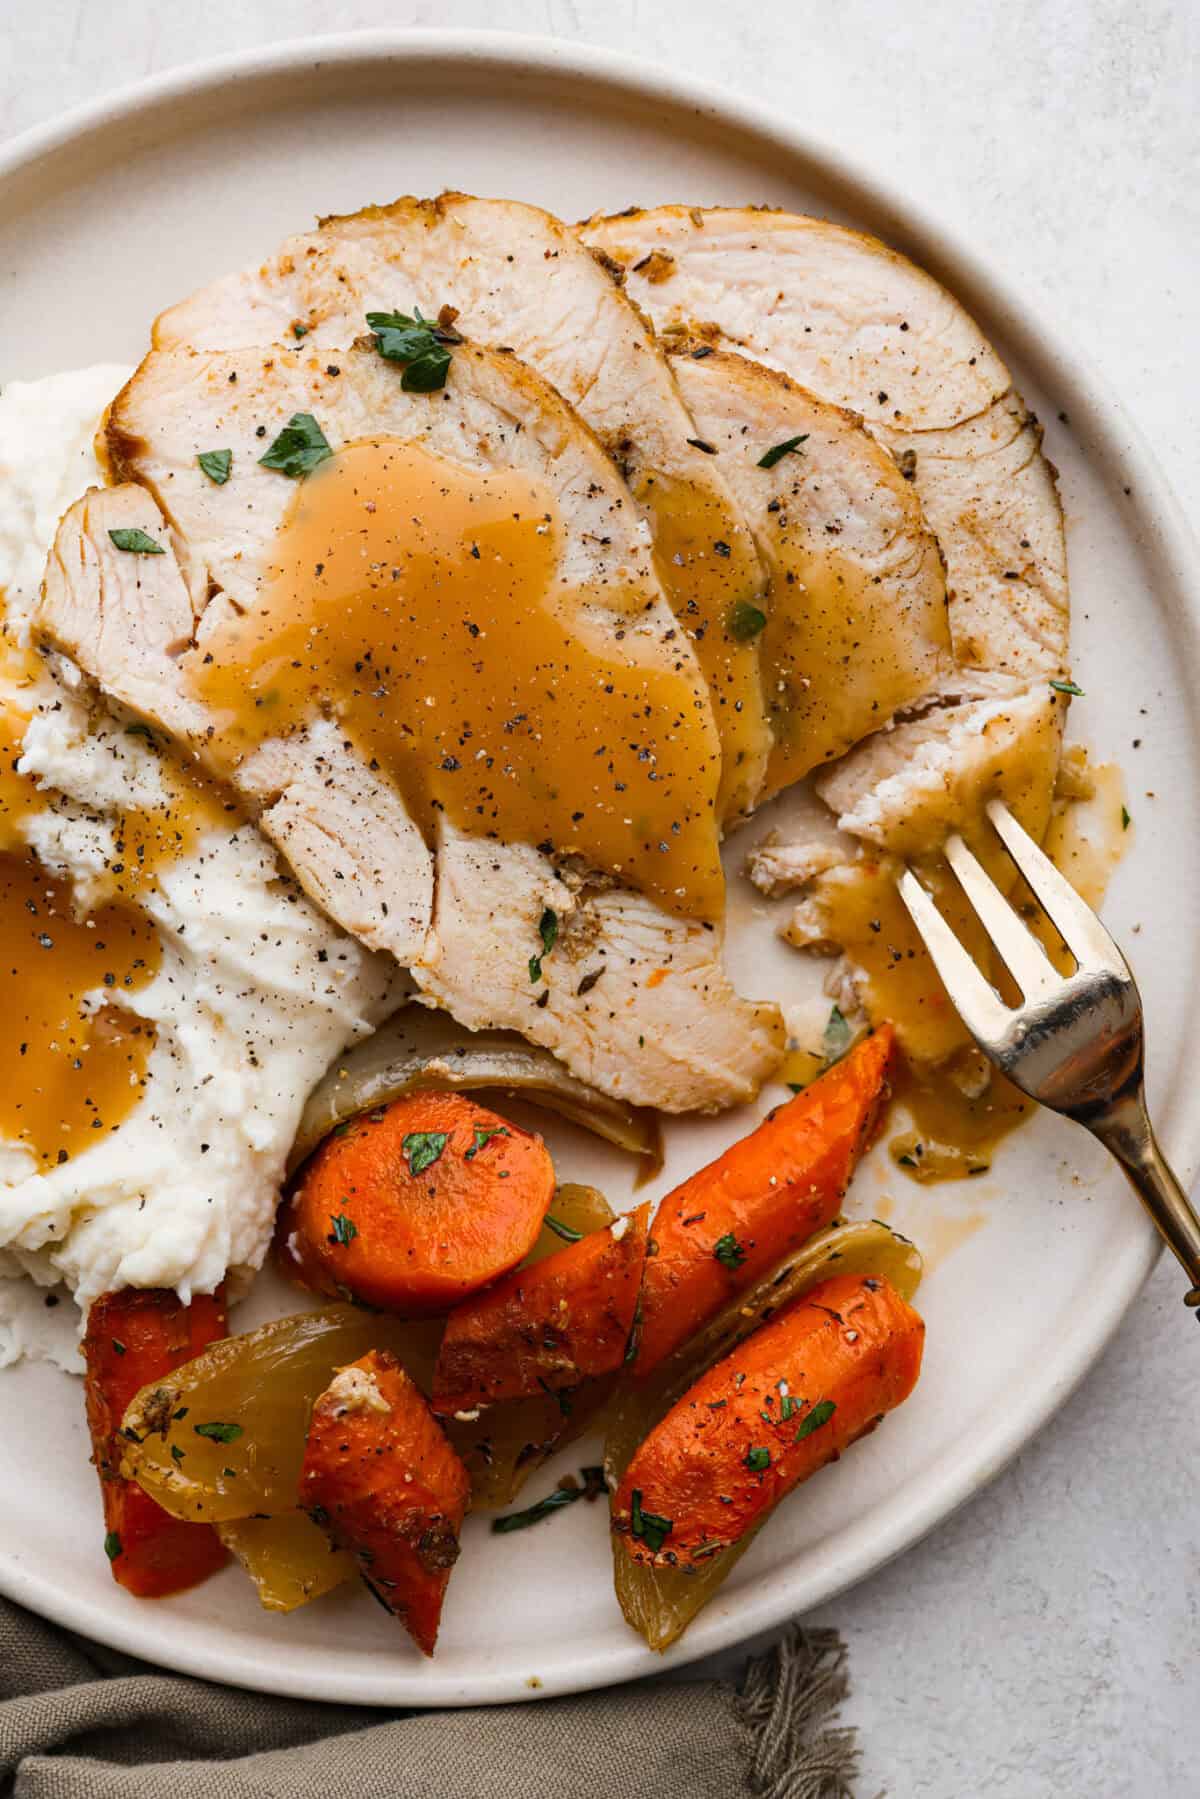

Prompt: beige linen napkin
[0,1596,857,1797]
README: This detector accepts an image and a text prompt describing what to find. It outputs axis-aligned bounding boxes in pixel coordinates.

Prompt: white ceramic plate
[1,30,1199,1708]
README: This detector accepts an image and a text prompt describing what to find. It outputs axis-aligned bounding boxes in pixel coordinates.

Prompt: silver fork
[898,797,1200,1313]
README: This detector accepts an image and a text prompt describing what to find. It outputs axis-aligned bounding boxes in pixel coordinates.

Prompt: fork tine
[943,833,1061,999]
[896,868,1012,1041]
[986,799,1129,975]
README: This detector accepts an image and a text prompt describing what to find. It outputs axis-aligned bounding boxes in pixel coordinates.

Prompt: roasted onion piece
[124,1189,626,1540]
[217,1511,355,1612]
[606,1220,923,1650]
[290,1007,661,1174]
[120,1309,443,1525]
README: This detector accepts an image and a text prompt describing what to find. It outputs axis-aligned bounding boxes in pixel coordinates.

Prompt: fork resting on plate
[899,799,1200,1313]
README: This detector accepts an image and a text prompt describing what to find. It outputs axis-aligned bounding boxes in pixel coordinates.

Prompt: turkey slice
[154,192,775,821]
[581,204,1068,683]
[36,342,781,1112]
[40,484,435,967]
[584,207,1067,900]
[666,345,951,794]
[420,819,782,1112]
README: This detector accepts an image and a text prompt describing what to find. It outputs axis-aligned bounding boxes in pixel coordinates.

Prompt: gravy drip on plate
[189,439,725,919]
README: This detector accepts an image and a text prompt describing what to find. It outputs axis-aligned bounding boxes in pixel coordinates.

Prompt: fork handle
[1090,1088,1200,1310]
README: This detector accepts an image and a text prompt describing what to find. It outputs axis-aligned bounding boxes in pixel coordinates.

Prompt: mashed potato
[0,369,401,1368]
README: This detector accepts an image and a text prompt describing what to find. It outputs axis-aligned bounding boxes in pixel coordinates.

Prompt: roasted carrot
[299,1349,471,1655]
[613,1271,923,1568]
[276,1090,555,1314]
[83,1286,229,1597]
[632,1026,895,1375]
[432,1202,650,1414]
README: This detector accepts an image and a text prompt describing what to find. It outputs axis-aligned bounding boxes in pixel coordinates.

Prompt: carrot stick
[432,1202,650,1414]
[300,1349,470,1655]
[83,1286,229,1597]
[613,1271,923,1568]
[276,1090,555,1314]
[632,1027,895,1375]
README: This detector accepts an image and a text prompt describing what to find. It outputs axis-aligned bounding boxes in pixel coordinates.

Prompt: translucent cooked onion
[120,1308,443,1525]
[123,1189,625,1543]
[606,1220,923,1651]
[289,1005,661,1174]
[217,1511,355,1613]
[525,1183,615,1266]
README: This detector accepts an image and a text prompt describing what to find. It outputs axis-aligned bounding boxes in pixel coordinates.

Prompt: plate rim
[1,25,1198,1706]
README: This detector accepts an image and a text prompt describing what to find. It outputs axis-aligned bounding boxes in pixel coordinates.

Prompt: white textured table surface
[3,4,1198,1793]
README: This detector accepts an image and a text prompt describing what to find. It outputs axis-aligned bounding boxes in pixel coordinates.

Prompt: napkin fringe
[737,1625,859,1799]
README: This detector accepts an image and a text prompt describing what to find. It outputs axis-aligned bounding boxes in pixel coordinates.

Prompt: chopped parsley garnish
[757,433,809,470]
[491,1466,606,1532]
[108,527,165,555]
[365,307,458,391]
[779,1385,800,1422]
[1121,805,1131,830]
[713,1232,747,1271]
[170,1444,185,1465]
[103,1531,122,1561]
[744,1446,771,1471]
[537,1376,572,1417]
[823,1004,852,1067]
[111,1339,127,1356]
[197,449,233,485]
[329,1212,358,1247]
[124,722,156,744]
[194,1421,243,1444]
[629,1487,673,1553]
[794,1399,837,1442]
[528,907,559,982]
[544,1214,584,1243]
[1049,679,1084,697]
[258,412,333,478]
[726,599,767,642]
[402,1130,449,1176]
[464,1125,511,1161]
[624,1296,643,1365]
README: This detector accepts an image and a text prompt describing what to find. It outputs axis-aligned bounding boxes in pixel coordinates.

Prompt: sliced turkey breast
[417,820,782,1111]
[40,485,435,966]
[815,675,1063,857]
[666,346,951,793]
[585,212,1067,856]
[581,207,1071,1064]
[581,205,1068,682]
[154,192,775,821]
[36,342,781,1112]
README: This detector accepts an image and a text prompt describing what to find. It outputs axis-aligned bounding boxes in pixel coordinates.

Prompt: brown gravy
[190,439,725,919]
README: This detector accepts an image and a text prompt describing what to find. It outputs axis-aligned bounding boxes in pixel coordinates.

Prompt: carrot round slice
[433,1202,650,1414]
[633,1026,895,1375]
[276,1090,555,1313]
[300,1349,471,1655]
[84,1286,229,1597]
[613,1271,923,1568]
